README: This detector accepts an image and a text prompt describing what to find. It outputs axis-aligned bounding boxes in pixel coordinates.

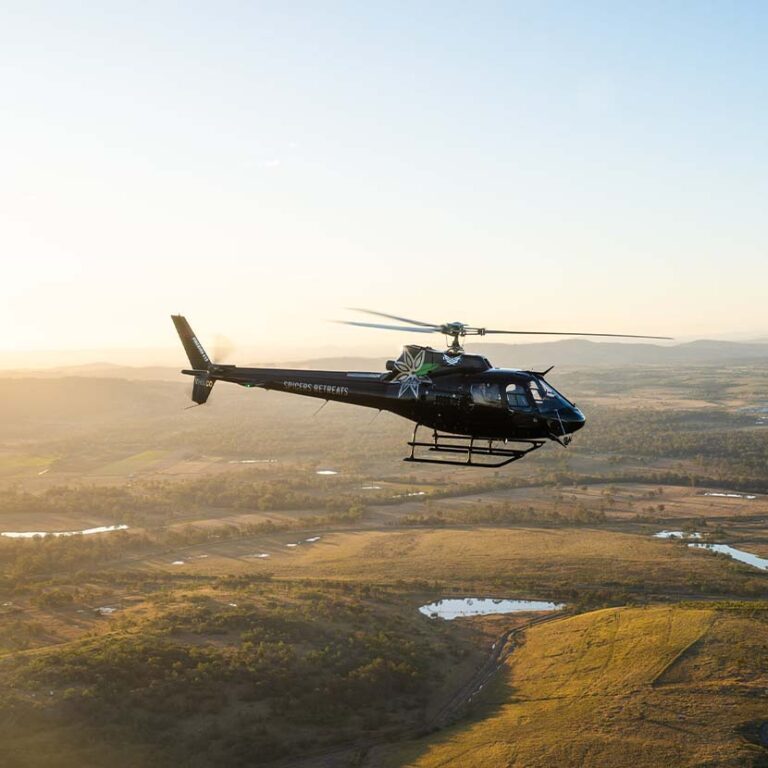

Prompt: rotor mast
[443,321,474,354]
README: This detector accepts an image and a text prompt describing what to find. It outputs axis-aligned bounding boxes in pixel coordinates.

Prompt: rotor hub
[440,322,468,336]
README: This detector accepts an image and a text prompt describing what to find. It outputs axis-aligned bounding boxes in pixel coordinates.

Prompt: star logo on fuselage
[393,348,432,399]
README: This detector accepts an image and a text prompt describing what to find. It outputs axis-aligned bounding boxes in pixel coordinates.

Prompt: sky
[1,1,767,364]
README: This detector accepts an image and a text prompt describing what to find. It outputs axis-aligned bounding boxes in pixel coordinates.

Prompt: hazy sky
[2,1,767,361]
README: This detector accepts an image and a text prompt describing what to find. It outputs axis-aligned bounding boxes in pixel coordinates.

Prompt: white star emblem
[393,348,430,398]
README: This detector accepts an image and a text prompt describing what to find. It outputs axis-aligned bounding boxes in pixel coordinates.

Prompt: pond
[1,524,129,539]
[689,543,768,571]
[419,597,565,620]
[654,530,702,539]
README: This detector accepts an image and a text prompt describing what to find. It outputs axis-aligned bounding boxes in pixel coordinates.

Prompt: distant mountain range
[2,338,767,380]
[465,339,768,368]
[282,339,768,371]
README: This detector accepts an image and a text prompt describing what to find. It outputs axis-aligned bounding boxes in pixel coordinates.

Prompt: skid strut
[404,424,545,468]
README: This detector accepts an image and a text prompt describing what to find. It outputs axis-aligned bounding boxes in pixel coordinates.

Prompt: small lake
[1,524,129,539]
[689,543,768,571]
[654,530,702,539]
[419,597,565,620]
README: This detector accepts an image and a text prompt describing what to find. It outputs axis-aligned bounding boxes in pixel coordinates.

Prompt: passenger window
[529,381,544,404]
[506,384,529,409]
[470,382,503,407]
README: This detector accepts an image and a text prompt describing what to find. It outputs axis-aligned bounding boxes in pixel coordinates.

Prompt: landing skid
[404,425,545,468]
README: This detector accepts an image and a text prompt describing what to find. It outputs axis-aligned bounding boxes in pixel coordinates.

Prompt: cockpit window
[537,377,574,406]
[471,382,503,407]
[506,383,529,409]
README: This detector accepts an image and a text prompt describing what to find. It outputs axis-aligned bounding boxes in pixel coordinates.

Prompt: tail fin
[172,315,211,370]
[172,315,216,405]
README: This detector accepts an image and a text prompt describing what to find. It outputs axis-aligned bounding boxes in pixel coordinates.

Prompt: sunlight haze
[2,2,767,363]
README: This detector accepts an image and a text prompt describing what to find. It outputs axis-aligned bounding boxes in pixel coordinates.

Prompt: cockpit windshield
[503,377,575,412]
[532,377,574,409]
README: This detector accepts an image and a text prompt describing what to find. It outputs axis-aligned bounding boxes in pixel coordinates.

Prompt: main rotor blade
[348,308,439,328]
[481,330,673,340]
[337,320,436,334]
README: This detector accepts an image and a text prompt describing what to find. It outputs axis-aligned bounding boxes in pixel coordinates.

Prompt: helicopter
[172,310,671,468]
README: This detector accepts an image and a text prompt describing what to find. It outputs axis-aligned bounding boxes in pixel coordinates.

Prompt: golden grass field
[373,605,768,768]
[163,526,760,598]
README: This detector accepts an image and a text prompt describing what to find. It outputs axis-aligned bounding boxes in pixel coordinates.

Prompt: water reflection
[654,531,768,572]
[1,524,128,539]
[689,543,768,571]
[419,597,564,620]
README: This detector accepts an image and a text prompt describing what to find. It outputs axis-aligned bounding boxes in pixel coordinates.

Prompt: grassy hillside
[0,580,478,768]
[378,604,768,768]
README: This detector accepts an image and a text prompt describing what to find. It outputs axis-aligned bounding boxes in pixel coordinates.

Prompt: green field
[90,449,171,476]
[0,453,54,477]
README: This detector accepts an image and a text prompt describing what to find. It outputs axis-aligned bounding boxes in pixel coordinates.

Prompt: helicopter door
[470,382,503,408]
[506,383,530,410]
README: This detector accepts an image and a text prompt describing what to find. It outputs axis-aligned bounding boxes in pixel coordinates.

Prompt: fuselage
[196,362,585,442]
[172,316,584,449]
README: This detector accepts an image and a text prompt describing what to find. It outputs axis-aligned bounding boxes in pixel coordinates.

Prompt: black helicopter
[172,310,670,468]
